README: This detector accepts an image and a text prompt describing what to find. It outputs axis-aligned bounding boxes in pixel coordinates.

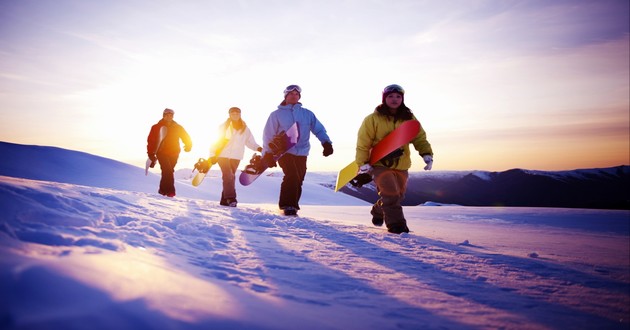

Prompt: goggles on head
[163,108,175,115]
[283,84,302,96]
[383,84,405,95]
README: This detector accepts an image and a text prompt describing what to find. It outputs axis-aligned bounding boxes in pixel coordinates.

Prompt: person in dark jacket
[261,85,333,216]
[147,108,192,197]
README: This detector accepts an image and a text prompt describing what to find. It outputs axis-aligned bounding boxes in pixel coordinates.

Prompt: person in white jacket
[209,107,262,207]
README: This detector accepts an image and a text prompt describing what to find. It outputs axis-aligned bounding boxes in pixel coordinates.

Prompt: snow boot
[282,206,298,216]
[387,223,409,234]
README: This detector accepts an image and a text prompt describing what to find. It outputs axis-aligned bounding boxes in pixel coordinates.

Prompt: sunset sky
[1,0,628,172]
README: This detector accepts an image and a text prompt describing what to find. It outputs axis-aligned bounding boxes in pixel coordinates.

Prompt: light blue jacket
[262,102,331,156]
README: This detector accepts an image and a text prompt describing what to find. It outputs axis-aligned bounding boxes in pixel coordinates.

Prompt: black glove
[349,173,373,188]
[261,153,277,168]
[322,142,333,157]
[193,158,211,174]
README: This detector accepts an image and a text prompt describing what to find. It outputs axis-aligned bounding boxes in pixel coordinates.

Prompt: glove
[351,164,373,188]
[148,153,157,162]
[261,153,277,168]
[257,147,263,152]
[193,158,211,173]
[422,154,433,171]
[322,142,333,157]
[358,164,372,175]
[184,145,192,152]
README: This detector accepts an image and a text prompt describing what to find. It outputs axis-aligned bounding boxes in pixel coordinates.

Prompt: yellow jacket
[355,108,432,171]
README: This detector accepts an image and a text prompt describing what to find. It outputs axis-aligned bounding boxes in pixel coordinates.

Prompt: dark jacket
[147,119,192,157]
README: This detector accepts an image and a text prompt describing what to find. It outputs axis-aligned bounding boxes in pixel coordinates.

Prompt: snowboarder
[210,107,262,207]
[261,85,333,216]
[355,84,433,233]
[146,108,192,197]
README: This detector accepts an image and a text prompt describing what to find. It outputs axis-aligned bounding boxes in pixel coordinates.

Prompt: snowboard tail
[145,126,167,175]
[191,137,230,187]
[191,158,217,186]
[334,120,421,191]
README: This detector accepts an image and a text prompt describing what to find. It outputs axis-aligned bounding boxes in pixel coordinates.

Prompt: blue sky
[1,0,628,171]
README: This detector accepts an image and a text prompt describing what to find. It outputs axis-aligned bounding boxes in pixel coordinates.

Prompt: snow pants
[371,167,409,229]
[157,153,179,196]
[277,154,307,210]
[218,157,241,204]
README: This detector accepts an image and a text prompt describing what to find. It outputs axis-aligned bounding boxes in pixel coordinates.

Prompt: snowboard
[239,122,299,186]
[191,158,215,186]
[334,120,421,191]
[145,126,167,175]
[191,137,230,187]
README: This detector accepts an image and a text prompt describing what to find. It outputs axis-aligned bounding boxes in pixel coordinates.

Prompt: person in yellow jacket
[355,84,433,234]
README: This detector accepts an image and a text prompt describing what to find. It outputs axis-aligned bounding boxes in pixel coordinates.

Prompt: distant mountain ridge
[1,141,628,210]
[338,166,630,210]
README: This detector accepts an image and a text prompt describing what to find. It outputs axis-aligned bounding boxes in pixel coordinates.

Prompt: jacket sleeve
[147,124,159,154]
[262,113,280,154]
[355,116,374,165]
[180,126,193,151]
[208,124,226,157]
[244,127,262,152]
[410,116,433,156]
[309,112,332,144]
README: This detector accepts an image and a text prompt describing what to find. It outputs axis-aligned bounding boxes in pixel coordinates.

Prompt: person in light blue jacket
[261,84,333,216]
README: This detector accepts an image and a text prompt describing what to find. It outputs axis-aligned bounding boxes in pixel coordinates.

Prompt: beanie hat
[163,108,175,115]
[283,84,302,98]
[228,107,241,114]
[382,84,405,104]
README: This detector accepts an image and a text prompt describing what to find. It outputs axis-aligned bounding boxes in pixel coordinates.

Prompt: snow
[0,143,629,329]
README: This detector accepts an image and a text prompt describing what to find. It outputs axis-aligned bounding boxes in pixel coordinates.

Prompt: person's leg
[277,154,307,211]
[227,159,240,205]
[372,167,409,233]
[293,156,307,210]
[158,154,178,196]
[218,158,238,204]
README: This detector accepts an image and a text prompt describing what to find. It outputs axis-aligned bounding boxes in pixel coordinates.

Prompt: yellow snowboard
[335,162,358,192]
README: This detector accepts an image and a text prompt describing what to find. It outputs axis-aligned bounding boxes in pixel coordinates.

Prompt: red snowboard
[335,120,421,191]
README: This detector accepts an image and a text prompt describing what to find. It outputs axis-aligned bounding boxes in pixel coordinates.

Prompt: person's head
[162,108,175,123]
[228,107,241,120]
[283,84,302,105]
[382,84,405,109]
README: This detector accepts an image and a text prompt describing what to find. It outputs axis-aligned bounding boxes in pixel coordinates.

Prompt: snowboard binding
[193,158,211,174]
[243,154,263,175]
[268,130,288,156]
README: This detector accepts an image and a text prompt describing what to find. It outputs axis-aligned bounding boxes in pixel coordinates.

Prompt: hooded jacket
[356,105,432,171]
[147,119,192,157]
[262,102,331,156]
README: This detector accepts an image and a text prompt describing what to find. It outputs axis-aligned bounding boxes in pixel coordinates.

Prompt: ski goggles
[163,108,175,115]
[383,84,405,95]
[283,84,302,96]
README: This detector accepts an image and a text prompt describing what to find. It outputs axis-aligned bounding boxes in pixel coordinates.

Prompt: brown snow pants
[371,167,409,229]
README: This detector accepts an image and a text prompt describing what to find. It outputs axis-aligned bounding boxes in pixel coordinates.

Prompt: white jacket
[209,122,261,160]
